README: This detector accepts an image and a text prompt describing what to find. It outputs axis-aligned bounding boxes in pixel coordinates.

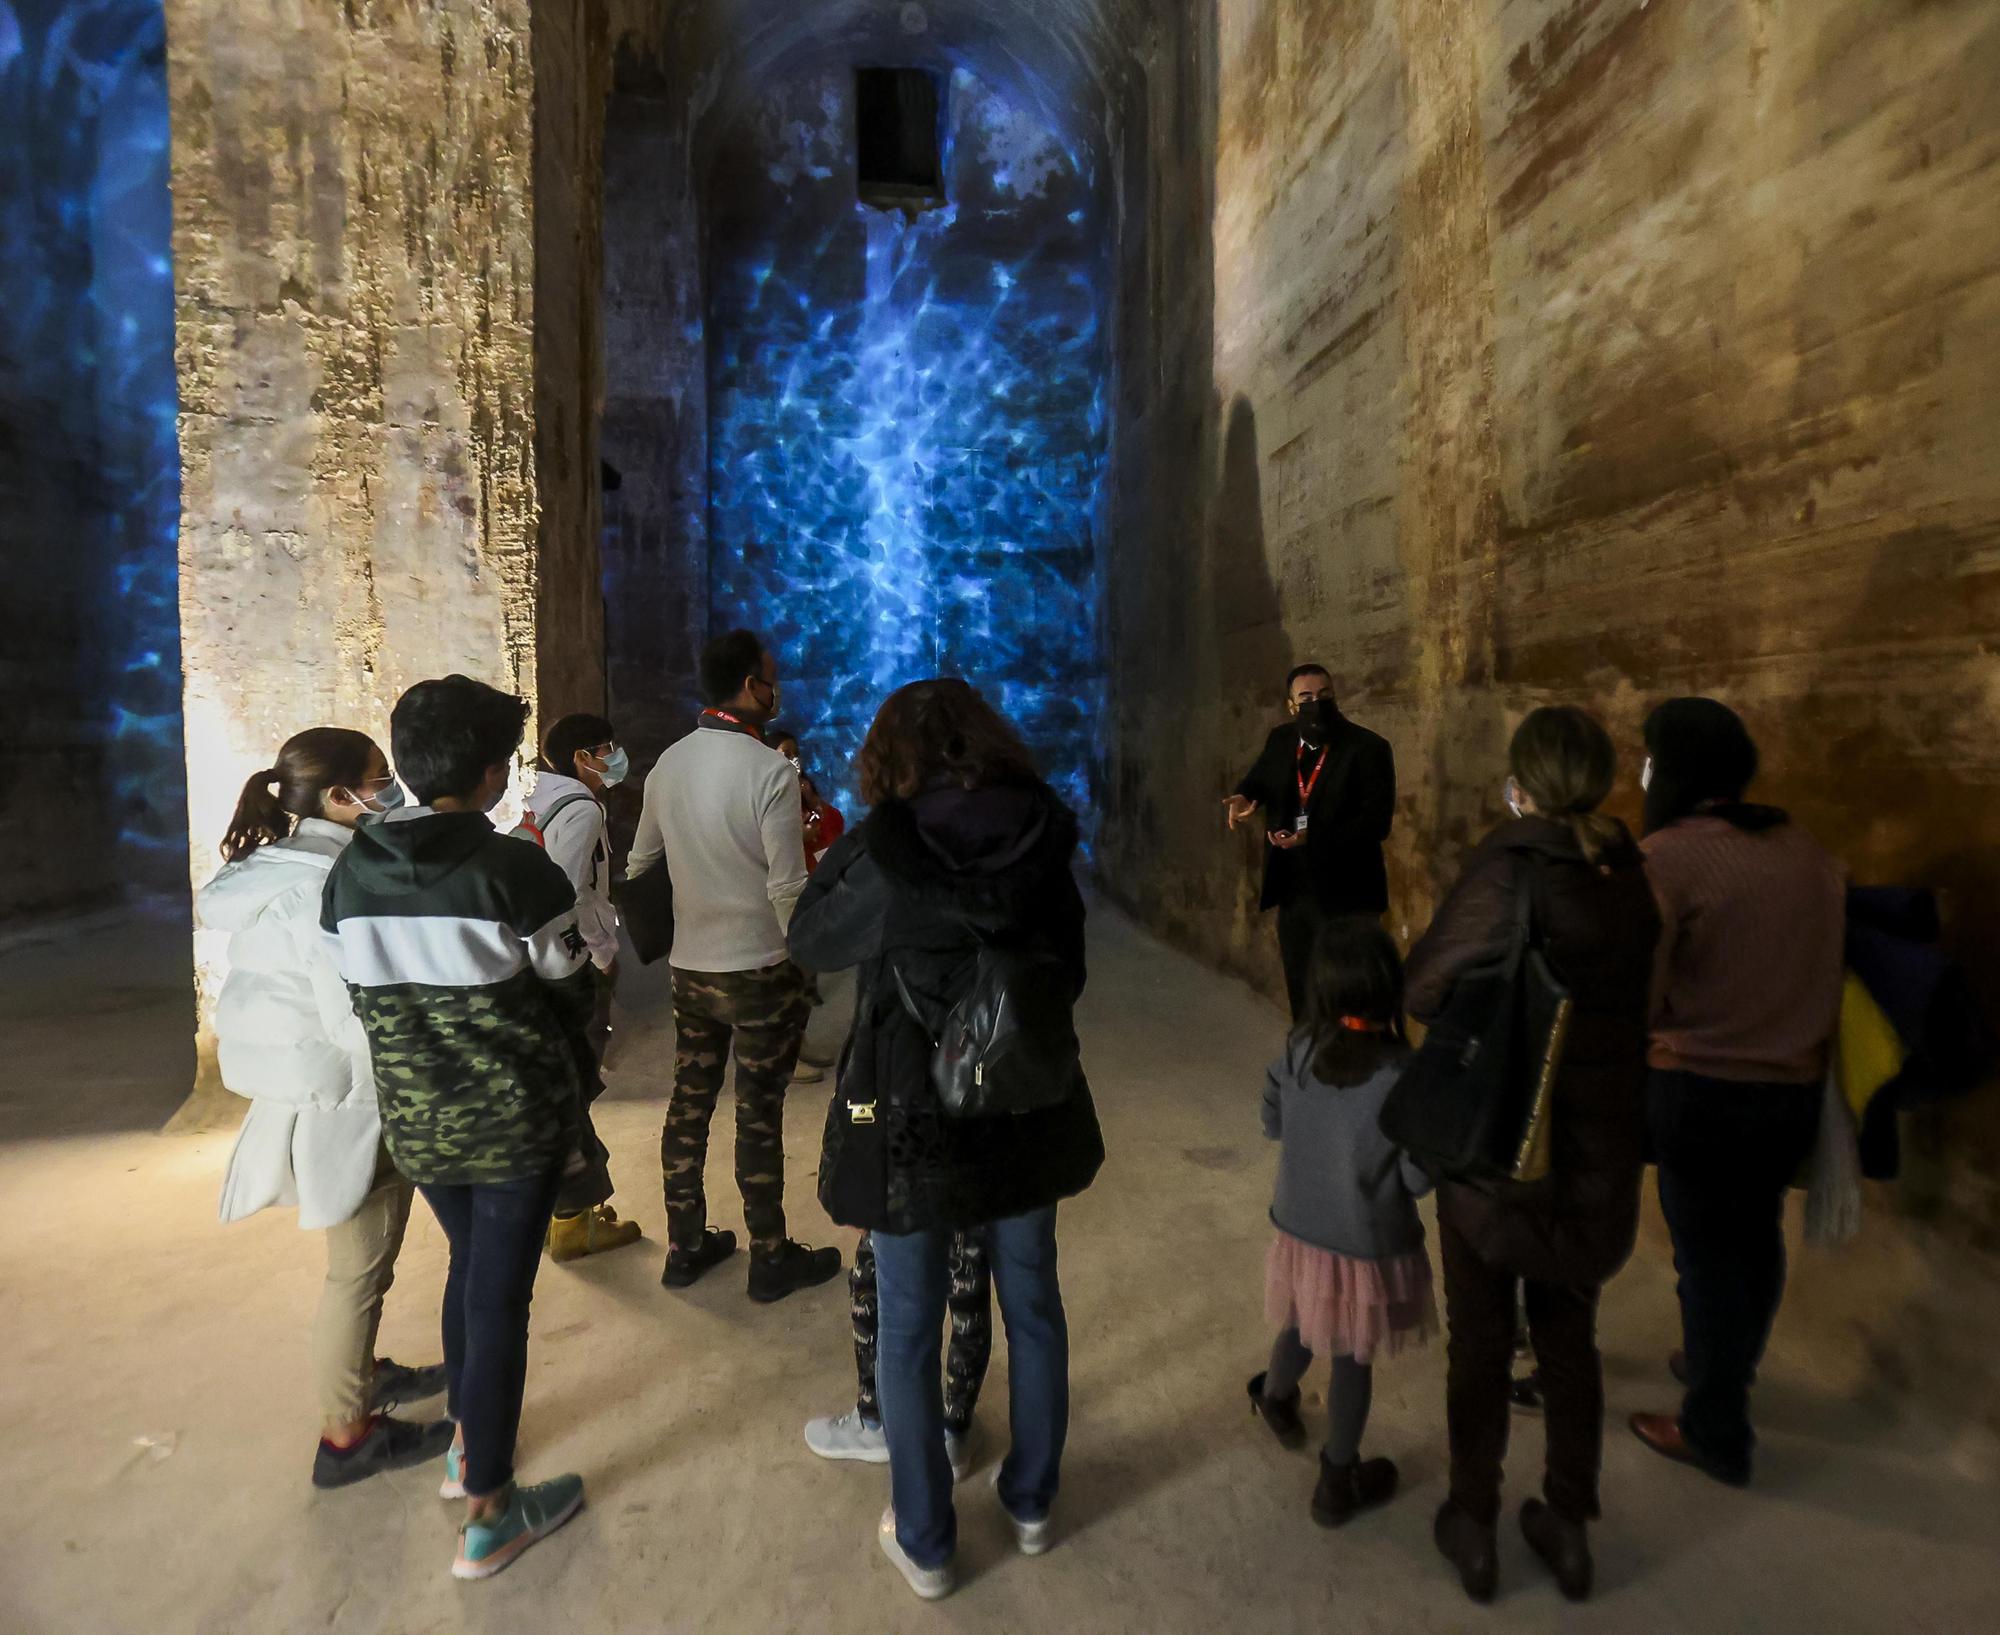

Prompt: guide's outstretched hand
[1224,794,1260,832]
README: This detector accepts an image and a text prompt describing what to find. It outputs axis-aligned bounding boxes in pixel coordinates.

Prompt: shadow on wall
[1202,393,1296,989]
[1793,531,2000,1245]
[1212,395,1293,705]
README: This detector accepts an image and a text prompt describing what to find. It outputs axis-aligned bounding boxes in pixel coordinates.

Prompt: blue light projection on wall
[706,67,1107,819]
[1,0,183,869]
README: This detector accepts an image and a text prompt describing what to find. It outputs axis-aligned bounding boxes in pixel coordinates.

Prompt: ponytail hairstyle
[1509,706,1625,868]
[1300,918,1409,1089]
[220,727,380,862]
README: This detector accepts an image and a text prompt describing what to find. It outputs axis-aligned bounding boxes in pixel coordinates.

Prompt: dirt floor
[2,903,1996,1634]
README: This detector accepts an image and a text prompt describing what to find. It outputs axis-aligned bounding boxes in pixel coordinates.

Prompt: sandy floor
[3,903,1996,1634]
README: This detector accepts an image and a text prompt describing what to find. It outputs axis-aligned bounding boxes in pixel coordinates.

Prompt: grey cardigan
[1262,1034,1432,1259]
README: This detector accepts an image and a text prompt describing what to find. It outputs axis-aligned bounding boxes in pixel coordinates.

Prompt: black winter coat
[1405,816,1660,1287]
[1234,714,1395,914]
[789,782,1106,1236]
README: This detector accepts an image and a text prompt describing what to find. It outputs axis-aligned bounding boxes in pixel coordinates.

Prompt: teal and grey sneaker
[450,1474,585,1581]
[439,1440,466,1500]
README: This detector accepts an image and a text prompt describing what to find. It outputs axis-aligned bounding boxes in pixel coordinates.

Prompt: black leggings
[1266,1328,1373,1465]
[852,1229,992,1436]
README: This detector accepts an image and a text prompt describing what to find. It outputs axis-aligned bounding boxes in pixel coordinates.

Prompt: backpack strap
[541,791,599,833]
[891,963,939,1045]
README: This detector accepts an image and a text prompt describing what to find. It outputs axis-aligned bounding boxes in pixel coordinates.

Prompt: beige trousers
[313,1146,414,1424]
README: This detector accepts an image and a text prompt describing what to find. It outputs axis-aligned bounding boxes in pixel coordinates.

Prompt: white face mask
[1504,776,1526,819]
[1641,757,1654,793]
[591,746,631,788]
[338,779,406,817]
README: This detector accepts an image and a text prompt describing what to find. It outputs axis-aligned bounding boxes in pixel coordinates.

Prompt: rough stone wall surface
[165,0,598,1101]
[535,0,611,727]
[1103,0,2000,1297]
[600,69,708,765]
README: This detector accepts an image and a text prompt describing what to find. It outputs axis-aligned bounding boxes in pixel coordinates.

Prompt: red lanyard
[702,707,765,744]
[1296,742,1328,810]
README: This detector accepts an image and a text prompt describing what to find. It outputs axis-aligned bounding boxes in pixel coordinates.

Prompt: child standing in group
[526,711,645,1262]
[1248,918,1436,1525]
[323,675,596,1580]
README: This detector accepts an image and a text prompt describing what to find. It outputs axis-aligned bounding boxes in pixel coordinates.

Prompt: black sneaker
[661,1227,738,1289]
[1509,1370,1545,1414]
[371,1357,448,1412]
[747,1240,843,1304]
[311,1416,454,1490]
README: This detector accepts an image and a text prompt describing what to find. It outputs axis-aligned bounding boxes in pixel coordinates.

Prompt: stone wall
[600,61,709,765]
[534,0,612,726]
[1101,0,2000,1406]
[1,2,184,918]
[701,64,1109,815]
[165,0,599,1099]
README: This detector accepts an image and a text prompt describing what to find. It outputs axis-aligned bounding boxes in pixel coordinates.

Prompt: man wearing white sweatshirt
[629,630,843,1304]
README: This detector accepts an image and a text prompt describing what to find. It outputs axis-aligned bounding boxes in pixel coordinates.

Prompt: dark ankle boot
[1434,1499,1499,1604]
[1311,1453,1398,1527]
[1246,1372,1307,1450]
[1521,1499,1593,1602]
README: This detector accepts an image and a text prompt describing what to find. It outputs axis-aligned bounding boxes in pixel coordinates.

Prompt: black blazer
[1234,713,1395,914]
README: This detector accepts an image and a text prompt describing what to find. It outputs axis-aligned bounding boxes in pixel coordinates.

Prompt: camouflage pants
[663,961,809,1255]
[852,1229,993,1436]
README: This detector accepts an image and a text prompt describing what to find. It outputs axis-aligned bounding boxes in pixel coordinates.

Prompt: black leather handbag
[894,928,1080,1119]
[1380,861,1572,1184]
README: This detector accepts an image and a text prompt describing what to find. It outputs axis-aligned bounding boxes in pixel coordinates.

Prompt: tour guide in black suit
[1224,664,1396,1018]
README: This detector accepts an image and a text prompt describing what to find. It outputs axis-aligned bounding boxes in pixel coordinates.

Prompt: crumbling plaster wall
[1102,0,2000,1409]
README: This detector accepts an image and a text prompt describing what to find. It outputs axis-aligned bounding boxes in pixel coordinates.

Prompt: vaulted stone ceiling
[614,0,1155,174]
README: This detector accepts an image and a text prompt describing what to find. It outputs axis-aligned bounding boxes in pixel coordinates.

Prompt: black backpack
[1379,860,1573,1185]
[894,925,1080,1120]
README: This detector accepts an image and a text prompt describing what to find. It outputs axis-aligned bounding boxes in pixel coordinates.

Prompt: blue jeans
[872,1206,1069,1569]
[419,1168,561,1497]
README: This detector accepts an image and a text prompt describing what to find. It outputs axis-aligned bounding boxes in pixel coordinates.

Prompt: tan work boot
[546,1203,644,1262]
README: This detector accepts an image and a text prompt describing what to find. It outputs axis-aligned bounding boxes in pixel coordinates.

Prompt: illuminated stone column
[165,0,600,1114]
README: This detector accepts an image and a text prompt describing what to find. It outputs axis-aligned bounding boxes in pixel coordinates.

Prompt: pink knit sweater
[1642,816,1845,1085]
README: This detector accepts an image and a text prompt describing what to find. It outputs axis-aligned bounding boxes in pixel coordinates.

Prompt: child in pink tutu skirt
[1249,918,1437,1525]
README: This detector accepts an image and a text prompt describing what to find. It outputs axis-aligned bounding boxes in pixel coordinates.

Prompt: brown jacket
[1406,816,1661,1286]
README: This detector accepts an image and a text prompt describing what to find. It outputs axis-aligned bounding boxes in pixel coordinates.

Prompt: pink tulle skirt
[1264,1231,1438,1364]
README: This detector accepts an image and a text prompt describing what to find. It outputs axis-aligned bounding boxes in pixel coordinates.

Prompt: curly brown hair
[856,678,1041,806]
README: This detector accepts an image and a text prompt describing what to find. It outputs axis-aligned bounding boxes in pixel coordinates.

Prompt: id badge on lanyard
[1296,745,1328,835]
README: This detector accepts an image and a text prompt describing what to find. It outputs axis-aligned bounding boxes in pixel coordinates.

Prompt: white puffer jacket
[197,819,385,1229]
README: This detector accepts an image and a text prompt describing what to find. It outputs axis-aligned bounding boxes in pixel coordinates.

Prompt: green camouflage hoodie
[320,807,597,1186]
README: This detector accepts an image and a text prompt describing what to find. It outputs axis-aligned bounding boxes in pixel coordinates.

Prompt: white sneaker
[878,1508,955,1600]
[946,1428,973,1484]
[804,1408,889,1464]
[992,1466,1054,1555]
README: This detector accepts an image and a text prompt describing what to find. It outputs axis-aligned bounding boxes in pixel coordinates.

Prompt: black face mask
[1296,699,1336,744]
